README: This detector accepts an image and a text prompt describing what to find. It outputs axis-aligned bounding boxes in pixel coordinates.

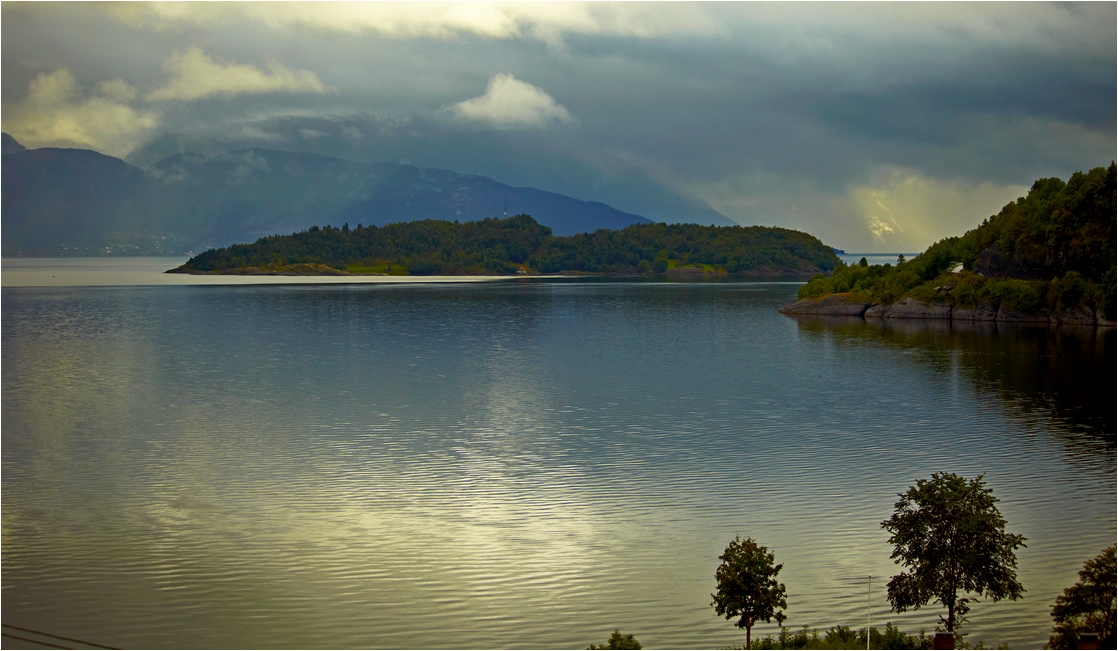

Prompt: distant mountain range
[2,133,737,256]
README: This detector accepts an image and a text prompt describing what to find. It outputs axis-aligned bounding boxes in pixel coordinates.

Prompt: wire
[1,632,72,649]
[1,624,117,650]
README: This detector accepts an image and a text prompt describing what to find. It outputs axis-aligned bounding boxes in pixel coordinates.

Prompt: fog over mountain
[3,134,686,256]
[2,3,1114,251]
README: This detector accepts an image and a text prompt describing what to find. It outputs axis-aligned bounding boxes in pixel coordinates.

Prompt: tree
[711,536,788,648]
[1048,545,1116,649]
[587,629,642,650]
[881,473,1026,635]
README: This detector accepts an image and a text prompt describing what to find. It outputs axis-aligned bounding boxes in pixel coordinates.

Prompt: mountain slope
[2,147,156,254]
[2,139,665,255]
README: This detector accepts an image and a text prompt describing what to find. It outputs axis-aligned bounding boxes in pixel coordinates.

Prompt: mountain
[2,139,663,256]
[2,147,157,255]
[2,133,27,154]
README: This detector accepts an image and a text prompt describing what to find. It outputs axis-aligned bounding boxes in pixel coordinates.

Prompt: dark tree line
[179,214,840,276]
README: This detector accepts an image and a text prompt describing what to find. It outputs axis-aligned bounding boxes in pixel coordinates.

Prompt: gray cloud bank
[2,2,1113,251]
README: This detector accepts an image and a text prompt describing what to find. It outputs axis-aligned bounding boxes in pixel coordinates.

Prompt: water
[2,260,1114,649]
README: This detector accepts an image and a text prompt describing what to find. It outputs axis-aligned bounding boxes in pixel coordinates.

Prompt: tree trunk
[745,622,752,649]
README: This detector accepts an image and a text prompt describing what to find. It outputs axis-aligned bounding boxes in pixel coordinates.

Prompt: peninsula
[782,164,1116,326]
[168,216,840,277]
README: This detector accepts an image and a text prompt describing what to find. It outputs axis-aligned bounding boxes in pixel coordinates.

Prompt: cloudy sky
[2,2,1114,251]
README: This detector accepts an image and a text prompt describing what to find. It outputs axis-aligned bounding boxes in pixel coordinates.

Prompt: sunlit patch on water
[2,276,1114,649]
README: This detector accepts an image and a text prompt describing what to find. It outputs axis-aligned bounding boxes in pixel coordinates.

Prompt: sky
[2,2,1114,252]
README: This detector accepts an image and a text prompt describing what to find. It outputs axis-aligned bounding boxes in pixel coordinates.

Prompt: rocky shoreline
[780,293,1115,327]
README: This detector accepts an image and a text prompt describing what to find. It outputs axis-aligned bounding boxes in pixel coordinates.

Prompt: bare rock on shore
[995,305,1050,323]
[953,302,998,321]
[780,294,869,316]
[882,297,952,319]
[1048,306,1097,326]
[864,304,889,318]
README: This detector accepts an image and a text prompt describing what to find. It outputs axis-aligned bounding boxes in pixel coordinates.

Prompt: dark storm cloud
[2,2,1114,251]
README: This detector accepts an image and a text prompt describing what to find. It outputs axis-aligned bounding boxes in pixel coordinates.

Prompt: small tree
[881,473,1026,635]
[1048,545,1117,649]
[587,630,641,650]
[711,536,788,648]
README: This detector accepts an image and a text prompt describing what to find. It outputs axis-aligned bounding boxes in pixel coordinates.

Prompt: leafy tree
[712,536,788,648]
[587,629,642,650]
[881,473,1026,635]
[1048,545,1116,649]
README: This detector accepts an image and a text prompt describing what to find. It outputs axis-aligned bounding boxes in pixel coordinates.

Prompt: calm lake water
[2,259,1114,649]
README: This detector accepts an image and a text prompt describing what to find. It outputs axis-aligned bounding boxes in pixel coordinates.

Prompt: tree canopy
[881,473,1026,634]
[176,214,840,277]
[711,536,788,648]
[1048,545,1117,649]
[587,629,642,650]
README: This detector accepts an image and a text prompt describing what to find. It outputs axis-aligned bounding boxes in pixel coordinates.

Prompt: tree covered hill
[174,215,840,276]
[798,164,1116,320]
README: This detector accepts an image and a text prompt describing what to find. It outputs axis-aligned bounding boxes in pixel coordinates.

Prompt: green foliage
[1047,545,1117,650]
[881,473,1026,634]
[588,629,643,650]
[797,164,1115,316]
[713,537,789,648]
[181,215,840,276]
[743,623,931,649]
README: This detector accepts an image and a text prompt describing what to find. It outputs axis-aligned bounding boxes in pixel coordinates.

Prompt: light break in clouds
[450,73,575,129]
[4,68,158,157]
[148,47,327,101]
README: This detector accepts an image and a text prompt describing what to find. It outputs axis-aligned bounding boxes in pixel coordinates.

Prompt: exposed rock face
[784,294,1112,327]
[953,303,998,321]
[864,304,889,318]
[1048,306,1097,326]
[995,305,1050,323]
[883,297,952,319]
[780,294,869,316]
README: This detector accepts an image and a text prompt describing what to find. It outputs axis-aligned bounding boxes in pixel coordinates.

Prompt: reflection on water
[3,280,1114,649]
[792,317,1115,454]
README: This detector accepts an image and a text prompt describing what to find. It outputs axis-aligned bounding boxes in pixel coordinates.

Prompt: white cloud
[100,2,723,44]
[147,47,327,101]
[2,69,158,157]
[449,73,574,129]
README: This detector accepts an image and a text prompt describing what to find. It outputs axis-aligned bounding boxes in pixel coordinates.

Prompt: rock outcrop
[867,297,951,319]
[953,302,998,321]
[784,295,1113,326]
[995,305,1050,324]
[1046,306,1097,326]
[779,294,869,316]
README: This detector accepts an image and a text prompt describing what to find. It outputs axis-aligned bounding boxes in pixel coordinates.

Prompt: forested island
[168,216,840,277]
[783,164,1116,325]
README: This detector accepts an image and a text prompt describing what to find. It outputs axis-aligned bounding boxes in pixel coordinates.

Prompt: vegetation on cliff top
[798,164,1116,320]
[175,215,840,276]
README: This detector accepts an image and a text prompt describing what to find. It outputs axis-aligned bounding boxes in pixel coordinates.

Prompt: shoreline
[780,294,1116,327]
